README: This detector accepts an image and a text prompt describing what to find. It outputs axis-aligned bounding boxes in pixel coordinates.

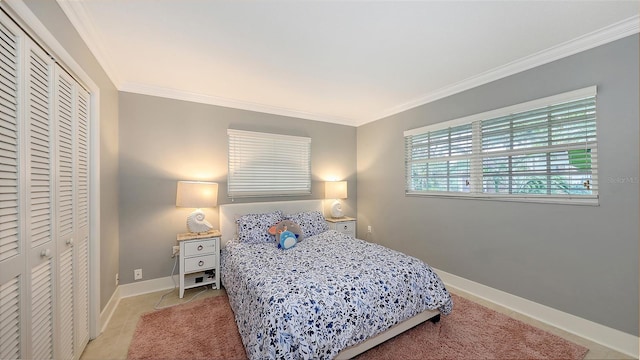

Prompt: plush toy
[268,220,303,249]
[278,230,297,250]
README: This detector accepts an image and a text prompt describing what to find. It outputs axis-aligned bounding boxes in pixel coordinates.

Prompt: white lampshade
[176,181,218,233]
[176,181,218,208]
[325,181,347,199]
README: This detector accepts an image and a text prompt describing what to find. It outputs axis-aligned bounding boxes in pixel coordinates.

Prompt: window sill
[405,192,599,206]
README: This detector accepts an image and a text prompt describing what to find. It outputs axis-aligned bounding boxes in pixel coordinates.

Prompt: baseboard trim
[99,285,120,335]
[434,267,639,358]
[99,276,176,333]
[119,275,176,299]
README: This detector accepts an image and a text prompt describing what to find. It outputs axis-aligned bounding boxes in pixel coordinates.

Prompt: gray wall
[357,35,639,336]
[23,0,120,311]
[118,93,357,284]
[20,0,639,336]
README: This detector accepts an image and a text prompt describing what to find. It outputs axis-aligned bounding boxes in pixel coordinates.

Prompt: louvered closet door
[0,11,25,360]
[55,66,75,360]
[0,10,92,360]
[55,65,91,360]
[74,86,90,355]
[25,39,56,360]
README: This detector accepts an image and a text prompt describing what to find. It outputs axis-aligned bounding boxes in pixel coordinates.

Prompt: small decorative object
[186,209,213,233]
[325,180,347,218]
[278,230,297,250]
[176,181,218,233]
[268,220,301,249]
[268,220,303,241]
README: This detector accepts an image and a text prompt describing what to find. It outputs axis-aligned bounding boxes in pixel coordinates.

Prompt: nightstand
[176,230,221,298]
[326,217,356,238]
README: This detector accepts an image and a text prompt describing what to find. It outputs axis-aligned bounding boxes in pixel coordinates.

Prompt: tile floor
[80,286,633,360]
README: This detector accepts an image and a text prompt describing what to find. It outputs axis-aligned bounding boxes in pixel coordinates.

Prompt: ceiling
[57,1,639,127]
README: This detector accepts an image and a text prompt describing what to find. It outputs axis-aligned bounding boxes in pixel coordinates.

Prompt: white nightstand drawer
[337,222,355,233]
[183,239,216,257]
[326,217,356,238]
[184,255,215,272]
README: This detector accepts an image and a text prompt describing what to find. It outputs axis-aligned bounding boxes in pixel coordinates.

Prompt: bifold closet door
[54,64,90,360]
[0,11,25,360]
[25,34,56,360]
[55,67,75,360]
[54,66,91,359]
[0,10,91,360]
[74,85,90,356]
[0,14,57,359]
[55,65,90,360]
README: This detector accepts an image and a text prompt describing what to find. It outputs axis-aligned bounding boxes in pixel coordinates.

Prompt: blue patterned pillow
[236,210,284,243]
[284,210,329,238]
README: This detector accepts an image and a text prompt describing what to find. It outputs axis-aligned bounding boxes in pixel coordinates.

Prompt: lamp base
[330,200,344,218]
[186,208,213,233]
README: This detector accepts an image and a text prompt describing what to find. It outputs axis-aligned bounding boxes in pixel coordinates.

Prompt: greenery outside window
[404,86,598,205]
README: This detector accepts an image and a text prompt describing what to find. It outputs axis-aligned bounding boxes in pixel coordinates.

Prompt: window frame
[404,86,599,205]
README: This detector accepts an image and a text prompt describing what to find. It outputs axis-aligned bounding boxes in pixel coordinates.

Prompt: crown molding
[56,0,358,126]
[127,15,637,127]
[55,0,638,127]
[369,15,640,124]
[56,0,121,87]
[120,82,359,126]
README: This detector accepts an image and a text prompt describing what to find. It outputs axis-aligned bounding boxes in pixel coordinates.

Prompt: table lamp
[176,181,218,233]
[325,181,347,218]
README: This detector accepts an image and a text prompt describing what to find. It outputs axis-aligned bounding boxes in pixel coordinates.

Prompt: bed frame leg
[429,314,441,324]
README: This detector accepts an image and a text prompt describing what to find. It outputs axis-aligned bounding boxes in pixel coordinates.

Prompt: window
[228,129,311,197]
[404,86,598,205]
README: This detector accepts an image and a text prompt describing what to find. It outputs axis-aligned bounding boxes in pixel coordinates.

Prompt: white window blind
[405,86,598,205]
[405,123,473,193]
[228,129,311,197]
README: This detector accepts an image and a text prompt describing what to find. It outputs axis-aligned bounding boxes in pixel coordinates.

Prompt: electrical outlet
[115,273,119,286]
[134,268,142,280]
[367,225,372,233]
[172,246,180,257]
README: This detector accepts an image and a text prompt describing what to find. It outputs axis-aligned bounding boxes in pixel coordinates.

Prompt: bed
[220,200,453,359]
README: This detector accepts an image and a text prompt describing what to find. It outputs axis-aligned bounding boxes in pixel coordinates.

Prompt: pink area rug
[127,295,245,360]
[355,294,588,359]
[127,293,588,360]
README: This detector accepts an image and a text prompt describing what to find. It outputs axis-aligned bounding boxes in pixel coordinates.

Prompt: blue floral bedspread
[221,230,453,360]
